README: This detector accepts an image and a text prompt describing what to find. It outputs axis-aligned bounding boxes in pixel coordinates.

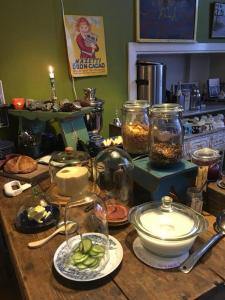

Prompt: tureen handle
[161,196,173,212]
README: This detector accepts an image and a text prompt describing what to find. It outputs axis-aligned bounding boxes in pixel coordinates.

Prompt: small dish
[133,237,189,269]
[217,179,225,189]
[54,233,123,281]
[15,203,60,233]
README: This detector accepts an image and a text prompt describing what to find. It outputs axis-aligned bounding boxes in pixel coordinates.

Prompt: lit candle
[48,65,54,79]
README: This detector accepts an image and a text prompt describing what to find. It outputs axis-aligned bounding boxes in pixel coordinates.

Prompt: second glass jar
[148,103,184,167]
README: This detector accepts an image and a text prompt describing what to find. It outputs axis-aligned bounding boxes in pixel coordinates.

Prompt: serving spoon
[28,221,77,248]
[180,210,225,273]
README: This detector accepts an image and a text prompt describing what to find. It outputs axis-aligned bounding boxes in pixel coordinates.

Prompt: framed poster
[136,0,198,42]
[64,15,108,77]
[211,2,225,38]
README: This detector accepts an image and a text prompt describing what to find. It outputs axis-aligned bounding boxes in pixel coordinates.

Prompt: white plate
[133,237,189,269]
[53,233,123,281]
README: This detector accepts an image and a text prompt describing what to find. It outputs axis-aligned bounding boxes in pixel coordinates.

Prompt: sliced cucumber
[83,257,97,266]
[91,244,105,254]
[79,238,92,253]
[89,249,99,257]
[89,258,100,269]
[94,252,104,258]
[76,263,87,270]
[73,252,89,264]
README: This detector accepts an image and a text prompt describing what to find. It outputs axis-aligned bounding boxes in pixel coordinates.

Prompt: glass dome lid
[95,146,133,170]
[129,196,208,241]
[50,147,90,166]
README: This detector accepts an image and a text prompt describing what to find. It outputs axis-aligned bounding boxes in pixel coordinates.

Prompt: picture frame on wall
[207,78,220,98]
[211,2,225,38]
[136,0,198,42]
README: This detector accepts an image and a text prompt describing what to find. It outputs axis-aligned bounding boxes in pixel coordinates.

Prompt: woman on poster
[75,17,99,59]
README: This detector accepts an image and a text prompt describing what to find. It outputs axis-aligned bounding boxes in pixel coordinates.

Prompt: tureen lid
[129,196,207,241]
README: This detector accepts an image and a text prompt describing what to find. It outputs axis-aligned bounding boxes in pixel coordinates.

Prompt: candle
[48,65,54,79]
[12,98,25,110]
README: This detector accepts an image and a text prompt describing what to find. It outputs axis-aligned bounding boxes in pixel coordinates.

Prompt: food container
[49,147,91,202]
[148,103,183,167]
[128,196,208,258]
[192,148,222,187]
[121,101,150,155]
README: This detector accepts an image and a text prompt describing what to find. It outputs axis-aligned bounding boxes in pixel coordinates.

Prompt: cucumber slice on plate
[79,238,92,253]
[73,252,89,264]
[83,257,97,266]
[91,244,105,254]
[76,263,88,270]
[89,258,100,269]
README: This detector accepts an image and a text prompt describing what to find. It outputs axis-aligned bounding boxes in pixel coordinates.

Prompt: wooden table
[0,177,225,300]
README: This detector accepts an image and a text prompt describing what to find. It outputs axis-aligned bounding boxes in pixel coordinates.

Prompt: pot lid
[129,196,207,241]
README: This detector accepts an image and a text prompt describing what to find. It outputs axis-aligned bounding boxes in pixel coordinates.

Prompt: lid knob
[65,147,74,154]
[161,196,173,212]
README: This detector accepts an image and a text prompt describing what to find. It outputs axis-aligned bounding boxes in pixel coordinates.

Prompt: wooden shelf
[8,107,92,121]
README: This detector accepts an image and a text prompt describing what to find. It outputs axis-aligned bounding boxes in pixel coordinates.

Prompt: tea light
[12,98,25,110]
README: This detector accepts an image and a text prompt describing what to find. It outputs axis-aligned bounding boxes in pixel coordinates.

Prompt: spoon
[180,210,225,273]
[28,221,77,249]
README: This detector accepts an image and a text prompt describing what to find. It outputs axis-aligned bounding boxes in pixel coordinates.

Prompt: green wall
[0,0,223,139]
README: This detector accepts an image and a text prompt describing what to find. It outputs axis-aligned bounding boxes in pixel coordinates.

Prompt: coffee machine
[136,60,166,105]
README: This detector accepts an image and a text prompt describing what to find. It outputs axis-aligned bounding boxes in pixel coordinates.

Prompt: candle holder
[49,77,57,104]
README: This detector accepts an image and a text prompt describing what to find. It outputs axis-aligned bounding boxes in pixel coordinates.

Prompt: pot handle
[179,232,223,273]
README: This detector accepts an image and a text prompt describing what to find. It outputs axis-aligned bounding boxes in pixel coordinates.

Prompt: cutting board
[1,163,49,183]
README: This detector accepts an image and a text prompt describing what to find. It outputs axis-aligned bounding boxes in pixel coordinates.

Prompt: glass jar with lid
[191,148,222,188]
[48,147,94,204]
[148,103,184,167]
[121,101,150,155]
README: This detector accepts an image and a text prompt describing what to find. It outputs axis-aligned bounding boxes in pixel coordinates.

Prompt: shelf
[8,107,92,122]
[183,103,225,117]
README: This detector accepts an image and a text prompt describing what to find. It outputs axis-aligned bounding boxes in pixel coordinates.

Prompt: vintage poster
[64,15,108,77]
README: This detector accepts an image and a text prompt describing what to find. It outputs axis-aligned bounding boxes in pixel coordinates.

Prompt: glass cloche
[48,147,94,204]
[94,147,134,226]
[62,194,110,279]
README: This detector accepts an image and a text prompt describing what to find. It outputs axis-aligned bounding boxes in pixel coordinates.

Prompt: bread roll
[4,155,38,174]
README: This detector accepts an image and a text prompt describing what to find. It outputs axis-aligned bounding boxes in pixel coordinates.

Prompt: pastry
[4,155,38,174]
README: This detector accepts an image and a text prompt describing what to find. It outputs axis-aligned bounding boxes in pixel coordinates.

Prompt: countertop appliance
[136,60,166,105]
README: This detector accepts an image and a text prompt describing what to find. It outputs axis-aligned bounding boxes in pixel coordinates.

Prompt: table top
[0,177,225,300]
